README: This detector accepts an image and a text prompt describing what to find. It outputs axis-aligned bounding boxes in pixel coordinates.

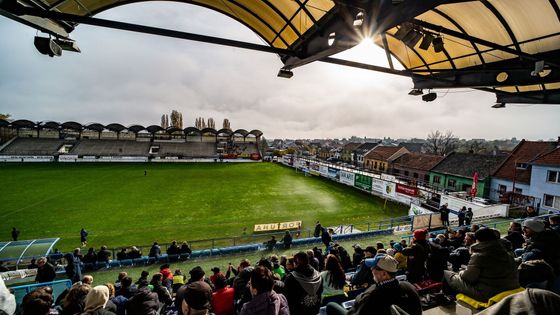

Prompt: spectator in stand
[210,267,224,285]
[35,257,56,283]
[64,252,82,284]
[265,236,277,251]
[240,266,289,315]
[307,250,320,271]
[314,221,322,238]
[448,232,476,271]
[352,244,364,268]
[97,246,111,263]
[519,219,560,275]
[150,273,173,307]
[28,258,38,269]
[521,206,538,218]
[59,284,91,315]
[136,271,149,286]
[127,246,142,259]
[313,247,324,271]
[125,284,161,315]
[322,228,333,251]
[181,281,213,315]
[549,215,560,233]
[167,241,180,261]
[83,275,94,286]
[270,255,286,280]
[504,221,525,251]
[285,257,295,273]
[11,227,19,241]
[81,285,115,315]
[114,272,128,291]
[334,244,352,271]
[21,288,53,315]
[439,203,450,227]
[470,224,480,233]
[104,283,118,314]
[443,228,519,301]
[83,248,97,264]
[173,269,186,294]
[465,208,474,226]
[80,228,89,247]
[180,242,192,258]
[402,229,431,284]
[284,251,323,315]
[281,231,293,249]
[448,229,466,249]
[458,206,467,226]
[392,243,407,274]
[148,242,161,259]
[115,276,137,299]
[351,246,376,287]
[0,277,16,315]
[326,255,421,315]
[212,273,234,315]
[427,234,450,281]
[116,249,127,261]
[320,255,346,301]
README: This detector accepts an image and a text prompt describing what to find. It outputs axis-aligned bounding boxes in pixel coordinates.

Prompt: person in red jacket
[212,274,235,315]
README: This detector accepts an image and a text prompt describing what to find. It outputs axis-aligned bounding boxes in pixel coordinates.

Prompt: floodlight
[34,36,62,57]
[353,11,365,27]
[394,23,413,40]
[277,68,294,79]
[491,102,506,108]
[419,33,434,50]
[408,89,423,96]
[328,32,337,46]
[422,92,437,102]
[53,39,81,53]
[403,30,423,49]
[531,60,545,77]
[432,37,444,53]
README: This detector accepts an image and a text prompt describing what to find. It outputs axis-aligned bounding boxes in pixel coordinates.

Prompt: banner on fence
[383,182,396,197]
[339,170,355,186]
[319,165,329,177]
[328,167,339,180]
[409,204,433,216]
[309,163,321,176]
[396,184,417,197]
[371,178,385,194]
[254,220,302,232]
[354,174,373,191]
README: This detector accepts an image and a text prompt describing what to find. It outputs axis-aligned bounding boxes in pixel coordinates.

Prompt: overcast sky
[1,3,559,140]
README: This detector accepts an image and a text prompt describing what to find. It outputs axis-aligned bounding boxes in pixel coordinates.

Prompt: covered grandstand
[0,118,263,161]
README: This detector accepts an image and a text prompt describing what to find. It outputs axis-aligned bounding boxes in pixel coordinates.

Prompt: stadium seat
[95,261,109,269]
[120,259,133,267]
[132,257,147,266]
[456,287,524,310]
[109,260,121,268]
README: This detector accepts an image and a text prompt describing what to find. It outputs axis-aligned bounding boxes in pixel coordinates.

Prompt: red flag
[471,172,479,197]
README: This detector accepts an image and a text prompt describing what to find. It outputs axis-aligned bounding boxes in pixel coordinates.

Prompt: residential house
[528,146,560,214]
[392,153,445,185]
[318,147,331,160]
[341,142,361,163]
[490,139,558,202]
[363,146,409,173]
[398,142,425,153]
[429,152,507,198]
[354,142,380,168]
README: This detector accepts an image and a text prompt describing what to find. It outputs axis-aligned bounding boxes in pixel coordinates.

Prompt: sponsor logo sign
[254,221,302,232]
[328,167,339,180]
[354,174,373,191]
[396,184,417,196]
[339,170,355,185]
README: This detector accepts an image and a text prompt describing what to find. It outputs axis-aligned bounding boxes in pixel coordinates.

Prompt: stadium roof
[2,1,560,105]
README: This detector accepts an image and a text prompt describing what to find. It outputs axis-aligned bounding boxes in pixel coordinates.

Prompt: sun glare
[334,38,402,70]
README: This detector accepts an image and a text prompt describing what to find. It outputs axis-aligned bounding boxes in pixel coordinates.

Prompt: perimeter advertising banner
[339,170,355,186]
[328,167,339,180]
[396,184,418,196]
[409,204,433,216]
[383,181,396,197]
[354,174,373,191]
[371,178,385,194]
[319,165,329,177]
[310,162,321,176]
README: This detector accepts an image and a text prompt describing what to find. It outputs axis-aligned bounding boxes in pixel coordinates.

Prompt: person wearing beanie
[81,285,114,315]
[443,228,519,301]
[519,218,560,275]
[402,229,431,283]
[392,243,407,272]
[326,255,421,315]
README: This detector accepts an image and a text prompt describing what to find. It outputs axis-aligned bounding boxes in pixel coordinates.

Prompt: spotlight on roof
[422,92,437,102]
[491,102,506,109]
[432,37,444,53]
[34,36,62,57]
[419,33,434,51]
[53,39,81,53]
[408,89,423,96]
[394,23,414,40]
[353,11,365,27]
[277,68,294,79]
[403,30,423,49]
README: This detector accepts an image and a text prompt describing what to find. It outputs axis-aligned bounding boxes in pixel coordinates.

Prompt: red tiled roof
[393,153,445,172]
[532,147,560,166]
[364,146,402,161]
[493,140,558,184]
[343,142,361,151]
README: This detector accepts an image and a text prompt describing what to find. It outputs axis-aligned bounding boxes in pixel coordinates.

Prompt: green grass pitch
[0,163,407,252]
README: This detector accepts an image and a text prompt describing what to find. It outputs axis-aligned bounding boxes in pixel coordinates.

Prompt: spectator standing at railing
[465,208,474,226]
[64,252,83,284]
[458,207,467,226]
[314,221,322,238]
[11,227,19,241]
[439,203,450,227]
[35,257,56,283]
[148,242,161,259]
[281,231,292,249]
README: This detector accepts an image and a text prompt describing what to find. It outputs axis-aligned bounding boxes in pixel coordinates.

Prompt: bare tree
[161,114,169,129]
[223,118,231,130]
[424,130,458,156]
[207,118,215,129]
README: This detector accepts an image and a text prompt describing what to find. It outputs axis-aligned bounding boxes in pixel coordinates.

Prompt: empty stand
[156,142,217,157]
[71,139,150,156]
[0,138,63,155]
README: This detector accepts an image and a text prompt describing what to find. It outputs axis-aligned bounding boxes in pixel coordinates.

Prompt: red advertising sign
[396,183,418,196]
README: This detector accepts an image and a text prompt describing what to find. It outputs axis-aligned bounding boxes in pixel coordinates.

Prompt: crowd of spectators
[4,216,560,315]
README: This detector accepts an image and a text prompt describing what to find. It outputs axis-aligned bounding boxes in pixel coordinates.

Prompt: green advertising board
[354,174,372,191]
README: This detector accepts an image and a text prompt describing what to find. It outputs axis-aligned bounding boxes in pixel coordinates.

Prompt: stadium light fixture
[432,36,444,53]
[419,33,434,51]
[403,30,423,49]
[34,36,62,57]
[491,102,506,108]
[277,68,294,79]
[394,23,414,41]
[408,89,423,96]
[353,11,365,27]
[53,39,81,53]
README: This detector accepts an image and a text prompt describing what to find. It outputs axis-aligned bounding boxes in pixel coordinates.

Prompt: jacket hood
[244,291,285,314]
[293,266,322,296]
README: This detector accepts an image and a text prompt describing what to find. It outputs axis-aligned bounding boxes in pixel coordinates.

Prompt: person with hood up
[0,277,16,315]
[81,285,115,315]
[125,283,161,315]
[65,252,83,284]
[239,266,289,315]
[284,251,323,315]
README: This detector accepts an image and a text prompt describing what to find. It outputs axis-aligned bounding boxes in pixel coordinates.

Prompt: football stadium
[2,1,560,315]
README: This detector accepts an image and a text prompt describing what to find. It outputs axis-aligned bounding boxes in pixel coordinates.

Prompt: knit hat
[523,219,545,233]
[83,285,110,313]
[393,243,403,252]
[364,246,377,254]
[413,229,427,241]
[189,266,205,281]
[184,281,212,310]
[365,254,398,273]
